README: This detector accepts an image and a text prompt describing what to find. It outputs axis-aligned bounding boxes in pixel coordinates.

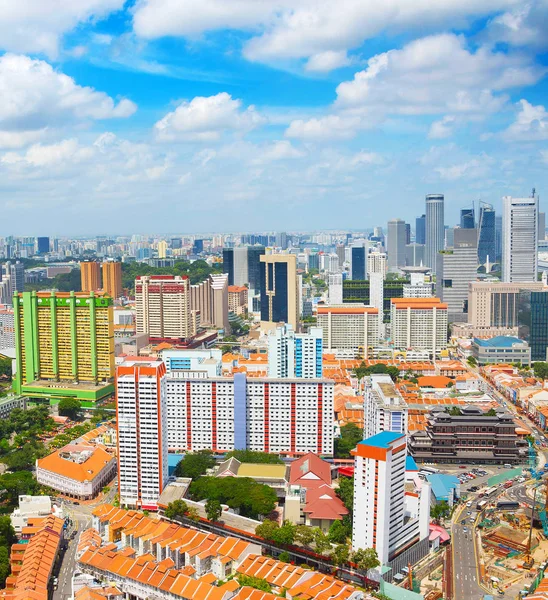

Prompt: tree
[447,381,454,388]
[313,528,331,555]
[534,362,548,380]
[225,450,283,464]
[175,451,216,480]
[336,476,354,514]
[467,356,477,366]
[294,525,315,547]
[331,543,350,566]
[255,519,279,541]
[205,499,222,522]
[237,575,272,593]
[272,521,296,546]
[186,507,200,522]
[278,551,291,563]
[58,398,82,420]
[485,408,497,416]
[1,442,46,471]
[352,547,380,572]
[328,519,348,544]
[0,357,12,378]
[164,500,188,520]
[334,424,363,459]
[221,345,233,355]
[430,501,451,523]
[0,517,15,549]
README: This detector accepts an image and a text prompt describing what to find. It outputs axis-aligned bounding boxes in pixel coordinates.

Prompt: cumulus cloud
[429,116,457,139]
[0,0,124,57]
[305,51,351,73]
[132,0,519,70]
[483,1,548,48]
[251,140,305,164]
[285,115,362,141]
[503,99,548,141]
[0,54,136,147]
[154,92,264,142]
[2,139,94,167]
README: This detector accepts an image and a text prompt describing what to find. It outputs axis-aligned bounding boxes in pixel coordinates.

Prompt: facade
[13,291,115,404]
[267,324,323,378]
[247,245,266,291]
[467,281,546,328]
[435,227,478,322]
[415,214,426,245]
[164,372,334,456]
[160,348,222,377]
[0,304,14,350]
[460,208,475,229]
[5,261,24,293]
[518,290,548,361]
[259,254,299,331]
[102,261,123,298]
[81,262,102,293]
[190,273,230,332]
[135,275,192,341]
[328,272,343,305]
[367,252,386,335]
[0,395,25,419]
[116,360,168,509]
[351,246,366,280]
[390,298,448,357]
[352,432,430,565]
[316,305,379,356]
[502,194,538,282]
[36,237,50,254]
[472,336,531,366]
[477,203,496,266]
[409,406,525,464]
[223,246,265,290]
[425,194,444,274]
[228,285,248,315]
[387,219,407,272]
[36,444,116,499]
[364,374,408,438]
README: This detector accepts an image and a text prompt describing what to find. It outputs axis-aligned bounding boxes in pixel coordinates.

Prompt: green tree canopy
[534,362,548,380]
[175,451,216,480]
[205,499,222,522]
[294,525,315,547]
[58,398,82,420]
[328,519,348,544]
[352,547,380,572]
[430,501,451,522]
[255,519,279,541]
[0,472,40,507]
[225,450,283,464]
[335,424,363,458]
[164,500,189,520]
[331,543,350,566]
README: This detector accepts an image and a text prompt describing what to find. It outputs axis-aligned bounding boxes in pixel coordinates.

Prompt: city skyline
[0,2,547,233]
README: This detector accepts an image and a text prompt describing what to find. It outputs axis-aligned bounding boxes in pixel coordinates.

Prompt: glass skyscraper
[460,208,475,229]
[425,194,444,275]
[478,203,496,266]
[518,290,548,361]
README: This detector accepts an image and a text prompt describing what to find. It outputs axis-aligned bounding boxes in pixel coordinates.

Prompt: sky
[1,0,548,235]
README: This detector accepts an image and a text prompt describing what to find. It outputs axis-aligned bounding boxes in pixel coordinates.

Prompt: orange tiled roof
[417,376,453,388]
[37,444,115,483]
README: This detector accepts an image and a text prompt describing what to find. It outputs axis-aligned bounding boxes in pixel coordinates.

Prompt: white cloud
[335,34,543,114]
[251,140,305,164]
[0,0,124,57]
[132,0,519,70]
[154,92,264,142]
[2,139,94,167]
[484,1,548,48]
[305,51,350,73]
[0,54,136,146]
[0,129,48,149]
[285,115,362,141]
[429,116,457,139]
[503,99,548,141]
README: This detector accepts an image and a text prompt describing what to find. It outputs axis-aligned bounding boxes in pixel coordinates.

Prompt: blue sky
[1,0,548,235]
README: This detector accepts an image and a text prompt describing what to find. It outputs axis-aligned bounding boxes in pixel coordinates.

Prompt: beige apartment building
[316,304,379,356]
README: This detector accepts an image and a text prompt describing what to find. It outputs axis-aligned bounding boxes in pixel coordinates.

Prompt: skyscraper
[276,232,288,250]
[367,252,386,335]
[267,324,323,378]
[539,212,546,242]
[425,194,444,274]
[495,215,503,263]
[116,359,168,510]
[477,202,496,267]
[157,240,168,259]
[193,239,204,254]
[5,261,24,293]
[222,247,234,285]
[36,237,50,254]
[518,290,548,361]
[247,246,266,291]
[502,194,538,283]
[102,261,122,298]
[460,208,475,229]
[415,214,426,245]
[328,273,343,305]
[259,254,298,331]
[387,219,407,272]
[351,246,366,280]
[81,262,101,293]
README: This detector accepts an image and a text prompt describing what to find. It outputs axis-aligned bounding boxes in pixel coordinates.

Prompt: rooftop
[358,431,405,449]
[474,336,528,348]
[37,444,115,483]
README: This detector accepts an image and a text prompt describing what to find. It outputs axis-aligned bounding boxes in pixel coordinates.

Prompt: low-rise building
[36,444,117,499]
[216,458,289,498]
[10,495,62,534]
[0,395,25,419]
[472,336,531,366]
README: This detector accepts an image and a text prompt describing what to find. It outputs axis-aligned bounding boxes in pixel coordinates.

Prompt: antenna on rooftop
[532,187,536,198]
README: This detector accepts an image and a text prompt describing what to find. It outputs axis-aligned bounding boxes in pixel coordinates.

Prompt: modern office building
[409,406,525,464]
[425,194,444,274]
[495,214,503,263]
[351,246,366,280]
[435,228,478,322]
[390,298,448,356]
[223,246,265,290]
[116,360,168,510]
[13,291,115,405]
[328,273,343,305]
[0,304,14,350]
[415,214,426,245]
[336,244,346,267]
[190,273,230,332]
[364,374,408,439]
[316,305,379,357]
[135,275,192,342]
[387,219,407,272]
[164,373,334,455]
[471,336,531,366]
[405,243,425,267]
[518,290,548,361]
[193,239,203,254]
[5,261,24,293]
[444,227,454,250]
[247,245,266,291]
[477,202,496,267]
[502,194,538,282]
[460,208,475,229]
[368,252,386,335]
[352,432,430,566]
[468,281,546,328]
[539,212,546,242]
[276,232,288,250]
[259,254,299,331]
[36,237,50,254]
[81,261,102,293]
[102,261,123,298]
[267,324,323,379]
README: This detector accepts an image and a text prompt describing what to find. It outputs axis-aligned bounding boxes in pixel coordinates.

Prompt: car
[463,527,468,533]
[73,501,80,506]
[466,501,473,507]
[459,465,467,469]
[461,519,466,524]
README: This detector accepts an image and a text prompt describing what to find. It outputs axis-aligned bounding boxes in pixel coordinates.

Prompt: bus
[496,501,519,511]
[477,500,488,511]
[483,486,498,498]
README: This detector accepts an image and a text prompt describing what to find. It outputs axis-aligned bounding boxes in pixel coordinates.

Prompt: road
[452,507,485,600]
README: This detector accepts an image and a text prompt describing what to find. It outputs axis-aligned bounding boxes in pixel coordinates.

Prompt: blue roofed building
[425,473,460,506]
[472,336,531,366]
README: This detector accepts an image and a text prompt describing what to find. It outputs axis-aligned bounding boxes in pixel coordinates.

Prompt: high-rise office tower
[81,262,102,293]
[444,227,454,250]
[367,252,386,335]
[405,223,411,245]
[157,240,168,259]
[415,214,426,245]
[328,273,343,305]
[351,246,366,280]
[116,360,168,510]
[193,239,204,254]
[170,237,182,250]
[460,208,475,229]
[13,291,115,403]
[267,324,323,378]
[222,247,234,285]
[260,254,299,331]
[36,237,50,254]
[102,261,122,299]
[495,215,503,263]
[336,244,346,267]
[405,243,425,267]
[387,219,407,272]
[539,212,546,242]
[247,246,266,291]
[425,194,444,274]
[436,228,478,322]
[135,275,192,341]
[518,290,548,361]
[5,261,24,293]
[502,194,538,283]
[477,202,496,267]
[276,232,288,250]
